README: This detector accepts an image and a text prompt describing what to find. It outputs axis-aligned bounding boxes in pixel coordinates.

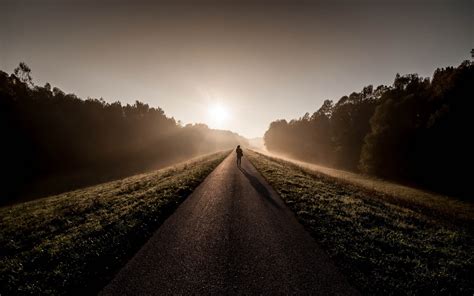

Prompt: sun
[208,104,229,121]
[208,103,230,127]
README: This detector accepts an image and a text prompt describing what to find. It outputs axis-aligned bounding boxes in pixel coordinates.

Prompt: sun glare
[208,103,230,127]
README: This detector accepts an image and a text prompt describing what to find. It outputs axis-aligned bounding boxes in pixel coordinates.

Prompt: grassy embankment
[0,151,228,296]
[246,150,473,295]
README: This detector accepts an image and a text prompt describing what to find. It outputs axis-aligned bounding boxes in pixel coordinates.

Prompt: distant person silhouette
[236,145,243,167]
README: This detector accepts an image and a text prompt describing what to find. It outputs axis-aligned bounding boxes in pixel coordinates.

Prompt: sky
[1,0,472,138]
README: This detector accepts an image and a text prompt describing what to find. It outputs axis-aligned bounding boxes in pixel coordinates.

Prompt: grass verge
[0,151,228,296]
[256,150,474,223]
[246,150,473,295]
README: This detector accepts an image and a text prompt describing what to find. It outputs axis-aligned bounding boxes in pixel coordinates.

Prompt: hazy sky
[1,0,472,138]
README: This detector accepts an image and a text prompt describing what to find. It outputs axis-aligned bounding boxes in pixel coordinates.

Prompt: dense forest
[264,61,473,199]
[0,63,247,204]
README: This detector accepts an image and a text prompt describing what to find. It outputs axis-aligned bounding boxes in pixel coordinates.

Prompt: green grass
[0,151,228,296]
[246,150,474,295]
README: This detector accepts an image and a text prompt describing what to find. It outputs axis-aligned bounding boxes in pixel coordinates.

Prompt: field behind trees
[0,64,247,204]
[264,61,474,199]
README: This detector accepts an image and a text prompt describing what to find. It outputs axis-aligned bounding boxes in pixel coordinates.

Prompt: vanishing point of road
[101,153,358,295]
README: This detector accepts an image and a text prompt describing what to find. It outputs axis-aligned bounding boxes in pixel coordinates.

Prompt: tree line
[264,61,473,199]
[0,63,247,204]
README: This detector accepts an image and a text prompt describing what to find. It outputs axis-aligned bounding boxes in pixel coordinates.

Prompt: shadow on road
[239,166,282,209]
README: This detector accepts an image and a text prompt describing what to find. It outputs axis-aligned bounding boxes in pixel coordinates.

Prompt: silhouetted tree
[13,62,33,86]
[0,64,248,204]
[264,61,474,198]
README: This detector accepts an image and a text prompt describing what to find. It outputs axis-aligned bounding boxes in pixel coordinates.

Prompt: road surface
[101,153,358,295]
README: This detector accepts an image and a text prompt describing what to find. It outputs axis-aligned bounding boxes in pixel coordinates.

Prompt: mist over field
[1,1,473,295]
[264,62,474,199]
[0,66,247,204]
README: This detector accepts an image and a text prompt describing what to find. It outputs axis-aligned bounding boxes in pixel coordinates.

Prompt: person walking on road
[236,145,243,167]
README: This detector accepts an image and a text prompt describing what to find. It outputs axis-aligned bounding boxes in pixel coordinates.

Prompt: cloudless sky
[1,0,472,138]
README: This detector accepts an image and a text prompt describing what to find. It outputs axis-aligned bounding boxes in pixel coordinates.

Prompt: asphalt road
[101,153,358,295]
